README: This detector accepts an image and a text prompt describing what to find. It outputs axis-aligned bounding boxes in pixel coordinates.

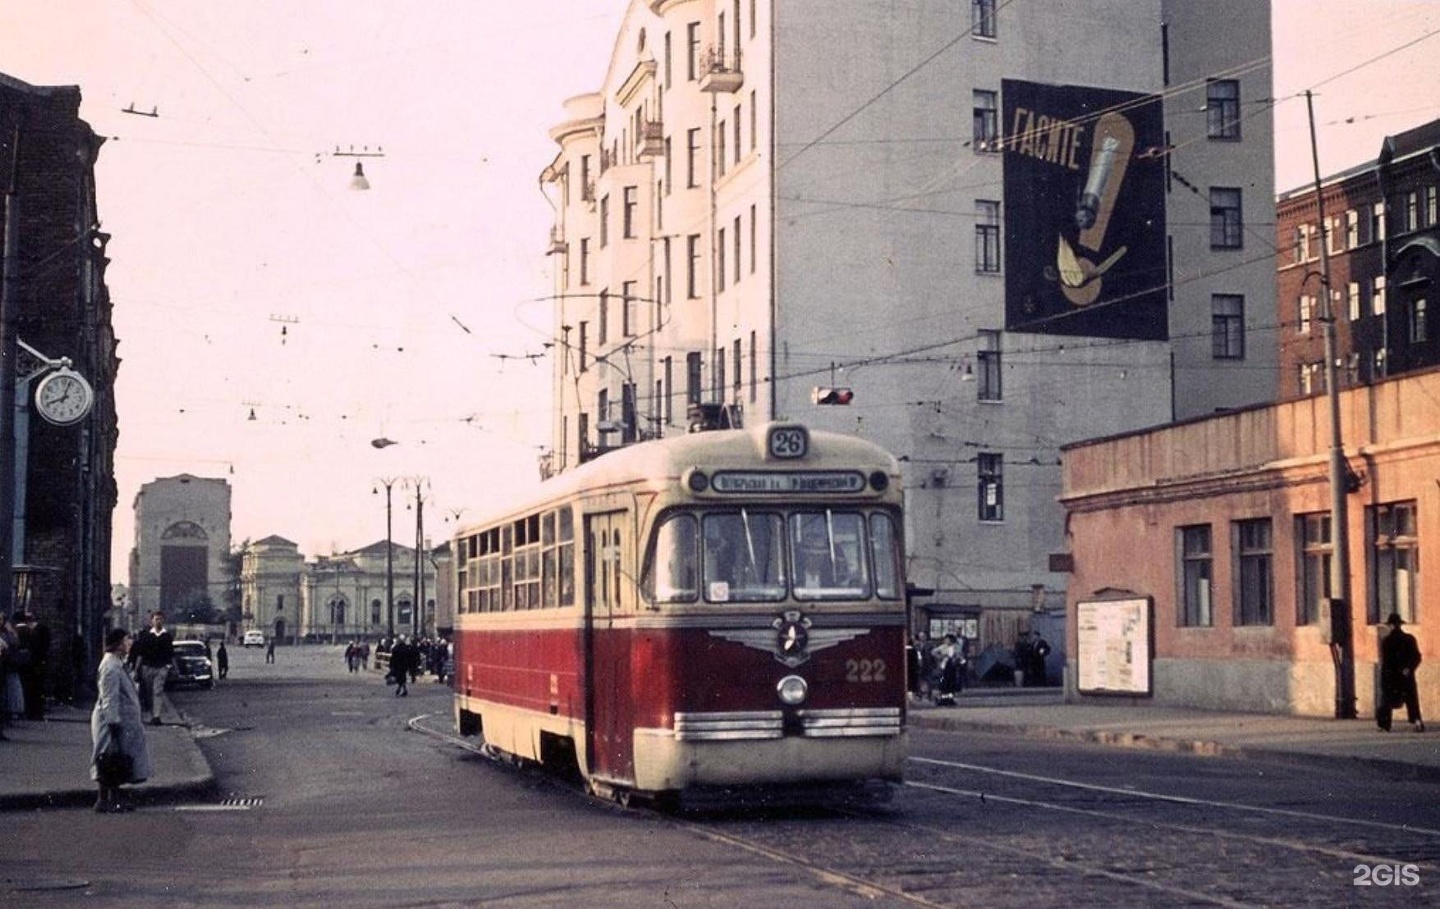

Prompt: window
[733,214,742,284]
[622,281,637,336]
[971,0,996,38]
[717,227,726,291]
[977,330,1001,402]
[1348,282,1362,321]
[686,128,700,188]
[972,90,999,151]
[734,104,742,165]
[662,356,673,425]
[1373,275,1387,315]
[686,351,702,404]
[686,233,702,298]
[1211,294,1244,359]
[1179,525,1214,627]
[599,194,609,248]
[732,338,742,400]
[579,238,590,286]
[749,203,758,273]
[1297,513,1332,626]
[749,90,758,151]
[622,186,637,238]
[975,200,1001,273]
[663,31,672,88]
[648,514,698,602]
[1425,185,1438,228]
[1371,501,1418,625]
[1234,519,1273,626]
[717,119,727,177]
[748,330,758,403]
[1370,201,1387,243]
[706,512,787,602]
[1205,79,1240,139]
[977,453,1003,522]
[1210,187,1243,248]
[790,511,869,600]
[598,290,608,346]
[578,321,588,372]
[686,22,700,81]
[1293,225,1310,264]
[1409,297,1428,344]
[1345,209,1360,248]
[1297,294,1313,335]
[1297,361,1321,395]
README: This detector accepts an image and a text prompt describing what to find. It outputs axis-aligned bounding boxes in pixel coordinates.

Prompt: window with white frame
[1205,79,1240,139]
[975,200,1001,273]
[973,90,999,151]
[1211,294,1244,359]
[1210,187,1243,248]
[1371,501,1418,625]
[1410,297,1429,344]
[1178,525,1213,627]
[971,0,996,38]
[1297,513,1332,626]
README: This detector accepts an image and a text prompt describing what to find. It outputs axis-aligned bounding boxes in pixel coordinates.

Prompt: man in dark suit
[1378,612,1424,733]
[127,610,175,725]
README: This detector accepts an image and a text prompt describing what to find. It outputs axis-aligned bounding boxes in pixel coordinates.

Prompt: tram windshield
[645,508,902,604]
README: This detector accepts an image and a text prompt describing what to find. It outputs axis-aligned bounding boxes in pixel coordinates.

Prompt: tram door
[583,510,634,783]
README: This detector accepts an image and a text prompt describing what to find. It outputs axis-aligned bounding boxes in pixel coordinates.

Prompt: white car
[242,630,266,648]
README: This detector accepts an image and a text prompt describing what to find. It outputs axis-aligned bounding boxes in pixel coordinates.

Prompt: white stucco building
[541,1,1277,650]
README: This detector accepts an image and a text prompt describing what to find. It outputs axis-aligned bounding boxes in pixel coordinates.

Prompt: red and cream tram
[451,422,907,803]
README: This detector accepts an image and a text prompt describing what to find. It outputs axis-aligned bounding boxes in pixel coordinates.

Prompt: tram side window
[791,511,870,600]
[558,506,575,606]
[704,511,786,603]
[870,512,902,600]
[647,514,698,603]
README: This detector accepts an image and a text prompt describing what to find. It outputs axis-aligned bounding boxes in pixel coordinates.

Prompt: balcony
[546,227,567,256]
[637,120,665,160]
[699,46,744,94]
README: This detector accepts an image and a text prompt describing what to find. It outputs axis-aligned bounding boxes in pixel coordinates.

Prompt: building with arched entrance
[300,540,436,643]
[127,475,232,628]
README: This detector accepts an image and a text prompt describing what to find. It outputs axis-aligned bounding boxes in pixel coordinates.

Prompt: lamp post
[403,476,430,638]
[373,477,398,639]
[1,120,23,620]
[1306,90,1356,719]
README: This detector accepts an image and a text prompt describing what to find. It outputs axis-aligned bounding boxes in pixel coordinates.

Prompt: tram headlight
[687,469,710,493]
[776,674,808,706]
[869,470,889,492]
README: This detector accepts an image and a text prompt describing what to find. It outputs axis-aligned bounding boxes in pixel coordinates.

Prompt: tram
[451,421,908,803]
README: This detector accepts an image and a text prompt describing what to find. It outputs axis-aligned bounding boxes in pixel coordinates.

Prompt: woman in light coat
[90,628,153,812]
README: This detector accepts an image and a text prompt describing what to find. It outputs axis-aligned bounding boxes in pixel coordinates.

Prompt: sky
[0,1,1437,578]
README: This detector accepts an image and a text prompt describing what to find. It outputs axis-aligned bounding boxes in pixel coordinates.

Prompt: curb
[908,713,1440,782]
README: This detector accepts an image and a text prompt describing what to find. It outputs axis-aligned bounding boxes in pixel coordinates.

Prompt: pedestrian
[216,639,229,680]
[0,613,21,738]
[389,636,413,697]
[127,610,176,725]
[265,639,276,664]
[933,634,963,706]
[1031,633,1052,687]
[1378,612,1424,733]
[1013,632,1034,687]
[16,611,50,719]
[91,627,153,812]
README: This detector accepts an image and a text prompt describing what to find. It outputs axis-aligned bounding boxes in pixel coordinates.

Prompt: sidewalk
[0,704,215,811]
[3,689,1438,812]
[909,687,1440,779]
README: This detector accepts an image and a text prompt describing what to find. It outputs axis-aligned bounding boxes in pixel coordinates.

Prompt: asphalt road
[4,644,1437,907]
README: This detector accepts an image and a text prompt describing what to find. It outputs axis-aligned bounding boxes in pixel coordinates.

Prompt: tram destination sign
[710,471,867,495]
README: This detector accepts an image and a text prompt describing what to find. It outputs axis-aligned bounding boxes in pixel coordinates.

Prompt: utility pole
[374,477,398,639]
[1307,90,1356,720]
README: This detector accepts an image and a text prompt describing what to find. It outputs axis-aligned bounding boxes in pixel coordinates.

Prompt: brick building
[1277,118,1440,399]
[1,73,119,703]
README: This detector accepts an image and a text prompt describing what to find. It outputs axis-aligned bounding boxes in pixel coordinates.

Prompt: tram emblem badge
[710,611,868,668]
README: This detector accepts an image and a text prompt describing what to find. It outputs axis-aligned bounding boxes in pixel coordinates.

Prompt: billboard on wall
[1002,80,1167,339]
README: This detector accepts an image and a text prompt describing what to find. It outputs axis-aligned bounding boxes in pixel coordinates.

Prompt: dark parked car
[169,640,215,689]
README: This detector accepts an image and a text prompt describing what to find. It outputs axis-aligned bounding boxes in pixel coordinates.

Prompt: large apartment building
[1277,119,1440,399]
[540,1,1276,649]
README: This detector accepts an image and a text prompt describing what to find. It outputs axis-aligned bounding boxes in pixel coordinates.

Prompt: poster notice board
[1076,597,1152,696]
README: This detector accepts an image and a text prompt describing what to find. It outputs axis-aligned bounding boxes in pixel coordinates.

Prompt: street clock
[33,367,95,426]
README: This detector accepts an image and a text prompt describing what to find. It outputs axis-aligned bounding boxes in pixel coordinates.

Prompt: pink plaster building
[1060,367,1437,718]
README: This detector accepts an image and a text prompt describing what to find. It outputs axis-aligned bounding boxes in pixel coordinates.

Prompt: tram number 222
[845,658,887,683]
[1353,864,1420,887]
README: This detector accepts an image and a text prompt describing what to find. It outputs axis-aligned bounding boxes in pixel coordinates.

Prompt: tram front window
[703,511,786,602]
[649,514,698,602]
[791,511,870,600]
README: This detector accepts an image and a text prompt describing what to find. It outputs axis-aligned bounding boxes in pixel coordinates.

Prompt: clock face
[35,369,94,425]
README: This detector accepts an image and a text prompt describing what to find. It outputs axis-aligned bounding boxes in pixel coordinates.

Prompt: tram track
[415,715,1439,906]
